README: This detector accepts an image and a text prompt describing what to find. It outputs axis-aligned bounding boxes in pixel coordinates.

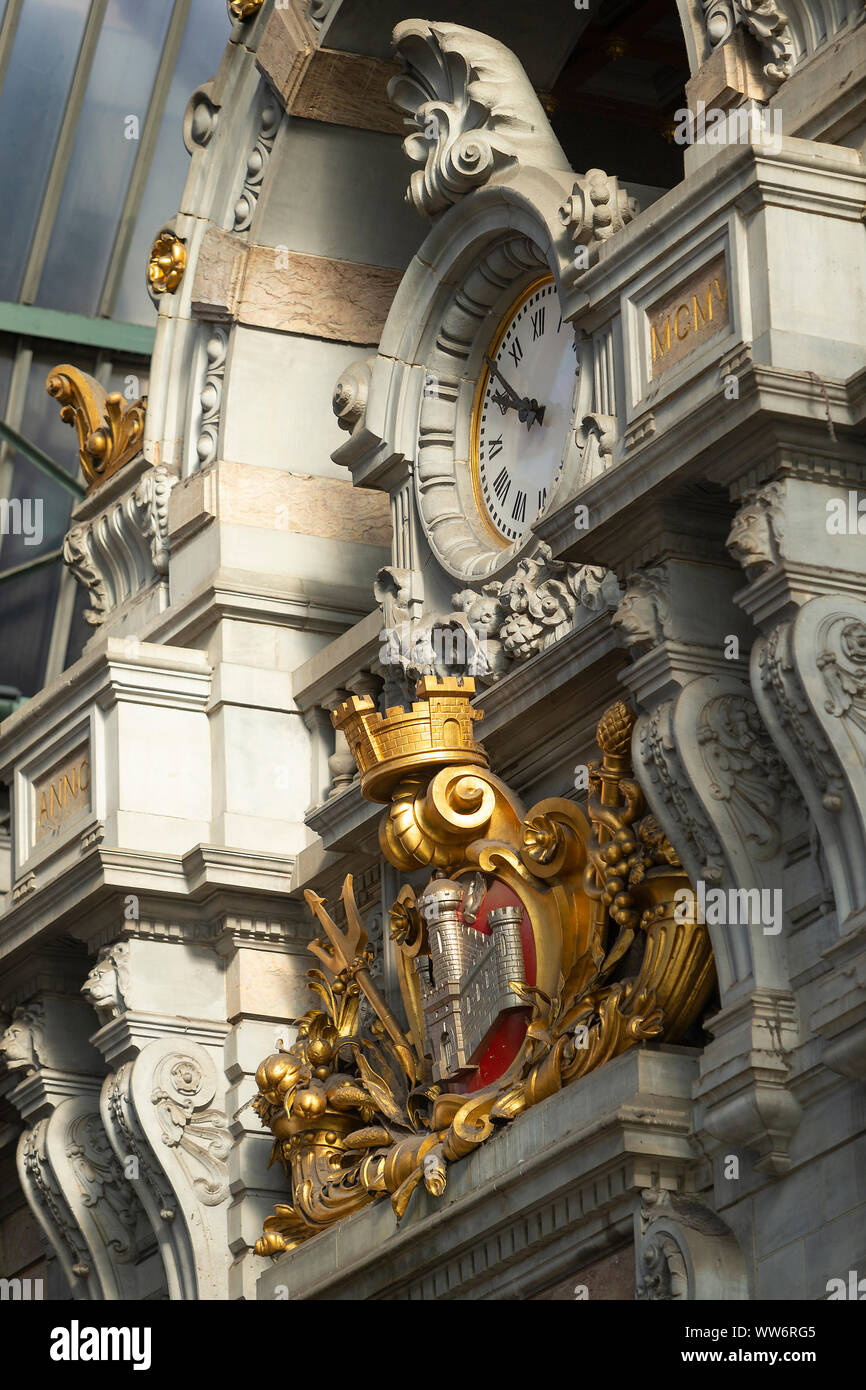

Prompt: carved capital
[46,364,146,493]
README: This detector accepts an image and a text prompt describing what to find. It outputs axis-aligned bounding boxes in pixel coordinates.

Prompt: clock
[472,275,578,546]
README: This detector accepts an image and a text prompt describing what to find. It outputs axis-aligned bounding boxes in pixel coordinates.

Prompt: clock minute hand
[484,354,523,410]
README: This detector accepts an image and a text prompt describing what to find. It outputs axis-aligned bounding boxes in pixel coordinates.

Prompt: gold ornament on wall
[147,231,186,296]
[227,0,263,20]
[253,679,715,1256]
[46,365,146,493]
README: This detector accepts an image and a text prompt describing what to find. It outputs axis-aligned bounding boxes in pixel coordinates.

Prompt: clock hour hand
[484,355,544,430]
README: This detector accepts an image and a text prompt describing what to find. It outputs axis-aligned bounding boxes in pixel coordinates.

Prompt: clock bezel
[470,271,566,549]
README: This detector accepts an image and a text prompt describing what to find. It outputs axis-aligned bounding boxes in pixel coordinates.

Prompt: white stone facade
[1,0,865,1302]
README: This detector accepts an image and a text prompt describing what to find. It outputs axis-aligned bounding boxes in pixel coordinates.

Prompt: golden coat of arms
[252,679,714,1255]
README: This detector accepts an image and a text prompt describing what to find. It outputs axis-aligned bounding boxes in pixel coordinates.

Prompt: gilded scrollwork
[46,364,146,492]
[254,681,715,1255]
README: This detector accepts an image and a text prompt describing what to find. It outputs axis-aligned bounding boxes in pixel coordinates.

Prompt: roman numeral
[488,435,503,460]
[557,312,562,333]
[507,337,523,367]
[492,467,510,504]
[532,308,545,340]
[537,487,547,513]
[512,490,526,524]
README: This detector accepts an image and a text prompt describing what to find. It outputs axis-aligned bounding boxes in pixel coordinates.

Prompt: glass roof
[0,0,228,701]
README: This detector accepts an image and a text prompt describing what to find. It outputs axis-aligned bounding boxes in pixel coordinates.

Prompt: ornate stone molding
[233,98,280,233]
[377,543,621,698]
[0,1002,46,1076]
[17,1095,142,1299]
[82,944,130,1027]
[195,327,229,468]
[46,365,146,493]
[612,567,672,651]
[62,463,178,627]
[387,20,570,218]
[702,0,793,82]
[98,1036,232,1300]
[560,169,638,281]
[636,1190,749,1299]
[727,478,866,930]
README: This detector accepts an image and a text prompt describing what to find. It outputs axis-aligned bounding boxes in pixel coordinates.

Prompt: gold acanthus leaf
[46,365,146,492]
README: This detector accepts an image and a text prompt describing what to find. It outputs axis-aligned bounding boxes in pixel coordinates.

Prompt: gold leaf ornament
[147,231,186,295]
[46,365,146,492]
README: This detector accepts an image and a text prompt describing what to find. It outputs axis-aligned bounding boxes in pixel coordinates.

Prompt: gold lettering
[79,758,90,793]
[49,783,58,816]
[675,304,691,340]
[651,316,671,361]
[714,275,728,311]
[693,284,713,330]
[63,771,77,803]
[38,792,48,827]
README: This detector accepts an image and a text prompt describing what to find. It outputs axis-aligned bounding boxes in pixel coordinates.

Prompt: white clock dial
[472,276,577,545]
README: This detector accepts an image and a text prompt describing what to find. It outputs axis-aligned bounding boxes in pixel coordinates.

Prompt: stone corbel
[94,1020,233,1301]
[727,475,866,1079]
[636,1189,749,1299]
[614,555,806,1172]
[387,19,572,219]
[700,0,793,83]
[727,477,866,930]
[61,459,178,628]
[1,995,144,1300]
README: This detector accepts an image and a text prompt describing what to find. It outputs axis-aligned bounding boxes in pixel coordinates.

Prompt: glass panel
[35,0,174,315]
[0,0,91,301]
[0,562,62,696]
[112,0,227,325]
[0,348,84,573]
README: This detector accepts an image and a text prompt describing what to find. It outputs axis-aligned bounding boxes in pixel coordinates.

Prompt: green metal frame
[0,300,155,356]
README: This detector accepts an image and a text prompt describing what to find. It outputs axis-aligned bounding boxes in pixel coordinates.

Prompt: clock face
[472,276,577,546]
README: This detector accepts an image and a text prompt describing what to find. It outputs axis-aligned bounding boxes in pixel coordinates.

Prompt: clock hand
[484,355,545,431]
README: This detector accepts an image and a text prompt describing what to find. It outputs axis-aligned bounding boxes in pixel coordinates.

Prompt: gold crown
[332,676,487,801]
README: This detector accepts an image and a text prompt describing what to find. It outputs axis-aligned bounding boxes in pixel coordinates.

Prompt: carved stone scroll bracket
[13,1088,143,1301]
[97,1035,232,1301]
[615,561,804,999]
[62,460,178,629]
[635,1189,750,1299]
[751,596,866,930]
[701,0,793,83]
[727,477,866,930]
[387,19,571,219]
